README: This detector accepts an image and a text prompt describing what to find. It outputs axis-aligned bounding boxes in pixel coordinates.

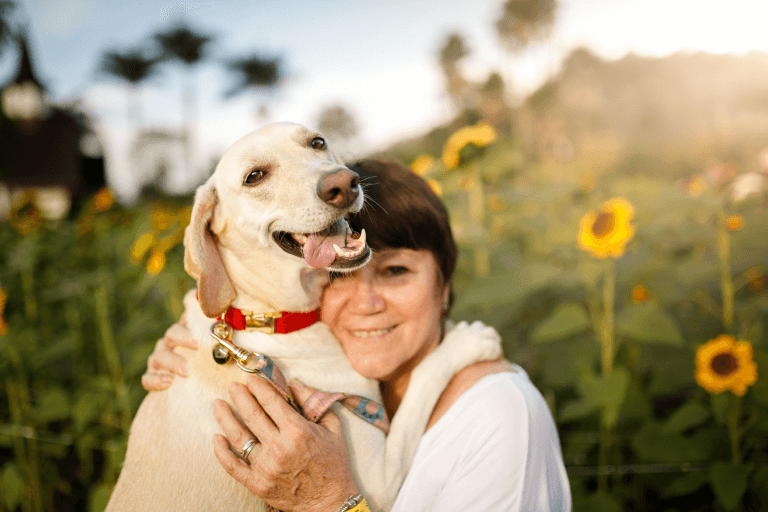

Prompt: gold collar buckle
[241,310,283,333]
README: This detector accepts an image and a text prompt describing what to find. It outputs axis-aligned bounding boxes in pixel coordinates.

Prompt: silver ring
[240,438,257,461]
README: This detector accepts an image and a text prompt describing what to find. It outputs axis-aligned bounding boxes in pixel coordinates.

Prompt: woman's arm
[212,376,361,512]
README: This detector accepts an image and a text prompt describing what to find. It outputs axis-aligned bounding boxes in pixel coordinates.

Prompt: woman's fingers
[162,323,198,351]
[148,346,189,377]
[228,382,280,440]
[212,433,252,482]
[140,371,174,392]
[245,376,304,431]
[212,399,259,462]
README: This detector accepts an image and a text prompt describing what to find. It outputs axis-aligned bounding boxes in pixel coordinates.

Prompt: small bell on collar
[212,344,232,365]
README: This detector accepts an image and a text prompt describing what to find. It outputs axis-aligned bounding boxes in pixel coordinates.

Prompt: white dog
[106,123,502,511]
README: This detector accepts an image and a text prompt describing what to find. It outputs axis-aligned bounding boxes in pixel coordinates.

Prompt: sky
[4,0,768,201]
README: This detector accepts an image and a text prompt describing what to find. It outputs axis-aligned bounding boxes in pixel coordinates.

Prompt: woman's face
[320,248,449,383]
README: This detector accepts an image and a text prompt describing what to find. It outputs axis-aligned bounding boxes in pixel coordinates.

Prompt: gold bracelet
[335,494,370,512]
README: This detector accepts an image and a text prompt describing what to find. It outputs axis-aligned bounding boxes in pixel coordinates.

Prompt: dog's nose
[317,168,360,209]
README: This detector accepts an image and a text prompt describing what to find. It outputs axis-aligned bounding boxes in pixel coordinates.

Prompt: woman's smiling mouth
[349,327,396,338]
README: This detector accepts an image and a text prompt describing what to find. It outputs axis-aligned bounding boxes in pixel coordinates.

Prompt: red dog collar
[219,306,320,334]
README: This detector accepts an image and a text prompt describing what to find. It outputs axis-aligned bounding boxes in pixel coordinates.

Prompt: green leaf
[663,401,710,434]
[742,321,763,346]
[615,303,683,346]
[531,303,591,343]
[2,463,23,511]
[559,367,630,427]
[73,392,103,432]
[581,367,630,428]
[31,387,71,424]
[663,470,709,497]
[88,482,112,512]
[709,463,749,511]
[751,350,768,407]
[575,490,622,512]
[559,399,597,423]
[754,466,768,501]
[632,422,715,463]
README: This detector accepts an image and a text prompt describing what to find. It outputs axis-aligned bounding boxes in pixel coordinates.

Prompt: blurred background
[1,0,768,510]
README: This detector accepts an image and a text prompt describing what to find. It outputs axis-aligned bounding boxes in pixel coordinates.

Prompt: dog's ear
[184,180,237,317]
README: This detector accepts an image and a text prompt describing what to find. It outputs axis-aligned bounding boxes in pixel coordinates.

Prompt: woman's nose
[349,277,385,314]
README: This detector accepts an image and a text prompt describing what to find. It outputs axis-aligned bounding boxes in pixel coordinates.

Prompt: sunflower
[725,215,744,232]
[427,179,443,197]
[93,188,115,212]
[632,284,649,303]
[441,122,497,169]
[410,154,435,176]
[695,335,757,396]
[146,250,167,275]
[578,198,635,259]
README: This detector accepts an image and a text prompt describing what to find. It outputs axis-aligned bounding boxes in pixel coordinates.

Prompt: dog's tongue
[303,230,346,268]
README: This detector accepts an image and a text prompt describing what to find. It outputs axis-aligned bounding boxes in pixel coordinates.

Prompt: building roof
[10,32,46,90]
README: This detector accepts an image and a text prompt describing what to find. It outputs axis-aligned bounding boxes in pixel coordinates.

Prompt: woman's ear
[184,179,237,317]
[441,285,451,315]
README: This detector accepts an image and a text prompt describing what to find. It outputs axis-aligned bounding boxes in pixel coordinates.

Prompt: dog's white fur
[106,123,501,512]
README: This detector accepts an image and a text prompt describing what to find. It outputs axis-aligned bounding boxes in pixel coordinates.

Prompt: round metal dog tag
[212,344,232,365]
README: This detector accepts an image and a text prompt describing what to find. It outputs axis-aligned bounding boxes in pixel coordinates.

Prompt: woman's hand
[141,314,198,391]
[212,376,359,512]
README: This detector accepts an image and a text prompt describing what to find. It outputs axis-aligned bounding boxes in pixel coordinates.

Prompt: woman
[144,160,571,511]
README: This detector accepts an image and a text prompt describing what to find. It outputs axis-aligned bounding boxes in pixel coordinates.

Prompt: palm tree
[100,48,159,127]
[153,22,214,130]
[438,32,471,111]
[495,0,557,53]
[223,54,281,122]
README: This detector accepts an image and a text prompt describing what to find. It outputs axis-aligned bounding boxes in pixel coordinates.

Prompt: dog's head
[184,122,371,317]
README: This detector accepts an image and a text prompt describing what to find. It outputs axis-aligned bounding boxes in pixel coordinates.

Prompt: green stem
[601,258,616,376]
[728,394,742,465]
[598,258,616,492]
[94,285,132,431]
[716,210,734,329]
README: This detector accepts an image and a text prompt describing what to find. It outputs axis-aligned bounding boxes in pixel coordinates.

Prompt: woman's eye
[384,266,409,276]
[310,137,327,150]
[329,270,354,282]
[244,169,267,185]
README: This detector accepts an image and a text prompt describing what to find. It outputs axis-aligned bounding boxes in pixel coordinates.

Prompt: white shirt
[390,368,571,512]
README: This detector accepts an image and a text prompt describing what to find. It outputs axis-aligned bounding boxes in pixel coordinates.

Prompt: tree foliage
[153,23,214,67]
[437,32,472,110]
[317,104,358,141]
[438,32,469,70]
[224,54,281,99]
[100,49,159,86]
[495,0,557,53]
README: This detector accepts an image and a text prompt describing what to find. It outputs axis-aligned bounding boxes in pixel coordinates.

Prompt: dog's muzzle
[272,217,370,271]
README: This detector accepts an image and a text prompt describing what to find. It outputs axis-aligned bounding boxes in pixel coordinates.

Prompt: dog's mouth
[272,217,370,270]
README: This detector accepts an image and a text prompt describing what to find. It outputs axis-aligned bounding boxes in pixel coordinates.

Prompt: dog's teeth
[333,244,344,256]
[293,233,307,244]
[359,229,366,246]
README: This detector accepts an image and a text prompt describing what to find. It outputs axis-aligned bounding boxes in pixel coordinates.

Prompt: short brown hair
[346,159,457,307]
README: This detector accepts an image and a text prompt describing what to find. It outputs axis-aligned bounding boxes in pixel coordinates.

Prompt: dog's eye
[310,137,327,150]
[244,169,268,185]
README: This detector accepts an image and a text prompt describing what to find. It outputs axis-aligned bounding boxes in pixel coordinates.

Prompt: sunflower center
[591,211,615,238]
[711,352,738,376]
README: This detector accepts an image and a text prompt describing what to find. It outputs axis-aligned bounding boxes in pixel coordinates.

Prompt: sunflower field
[2,120,768,511]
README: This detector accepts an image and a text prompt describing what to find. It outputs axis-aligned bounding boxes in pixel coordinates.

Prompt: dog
[106,122,502,511]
